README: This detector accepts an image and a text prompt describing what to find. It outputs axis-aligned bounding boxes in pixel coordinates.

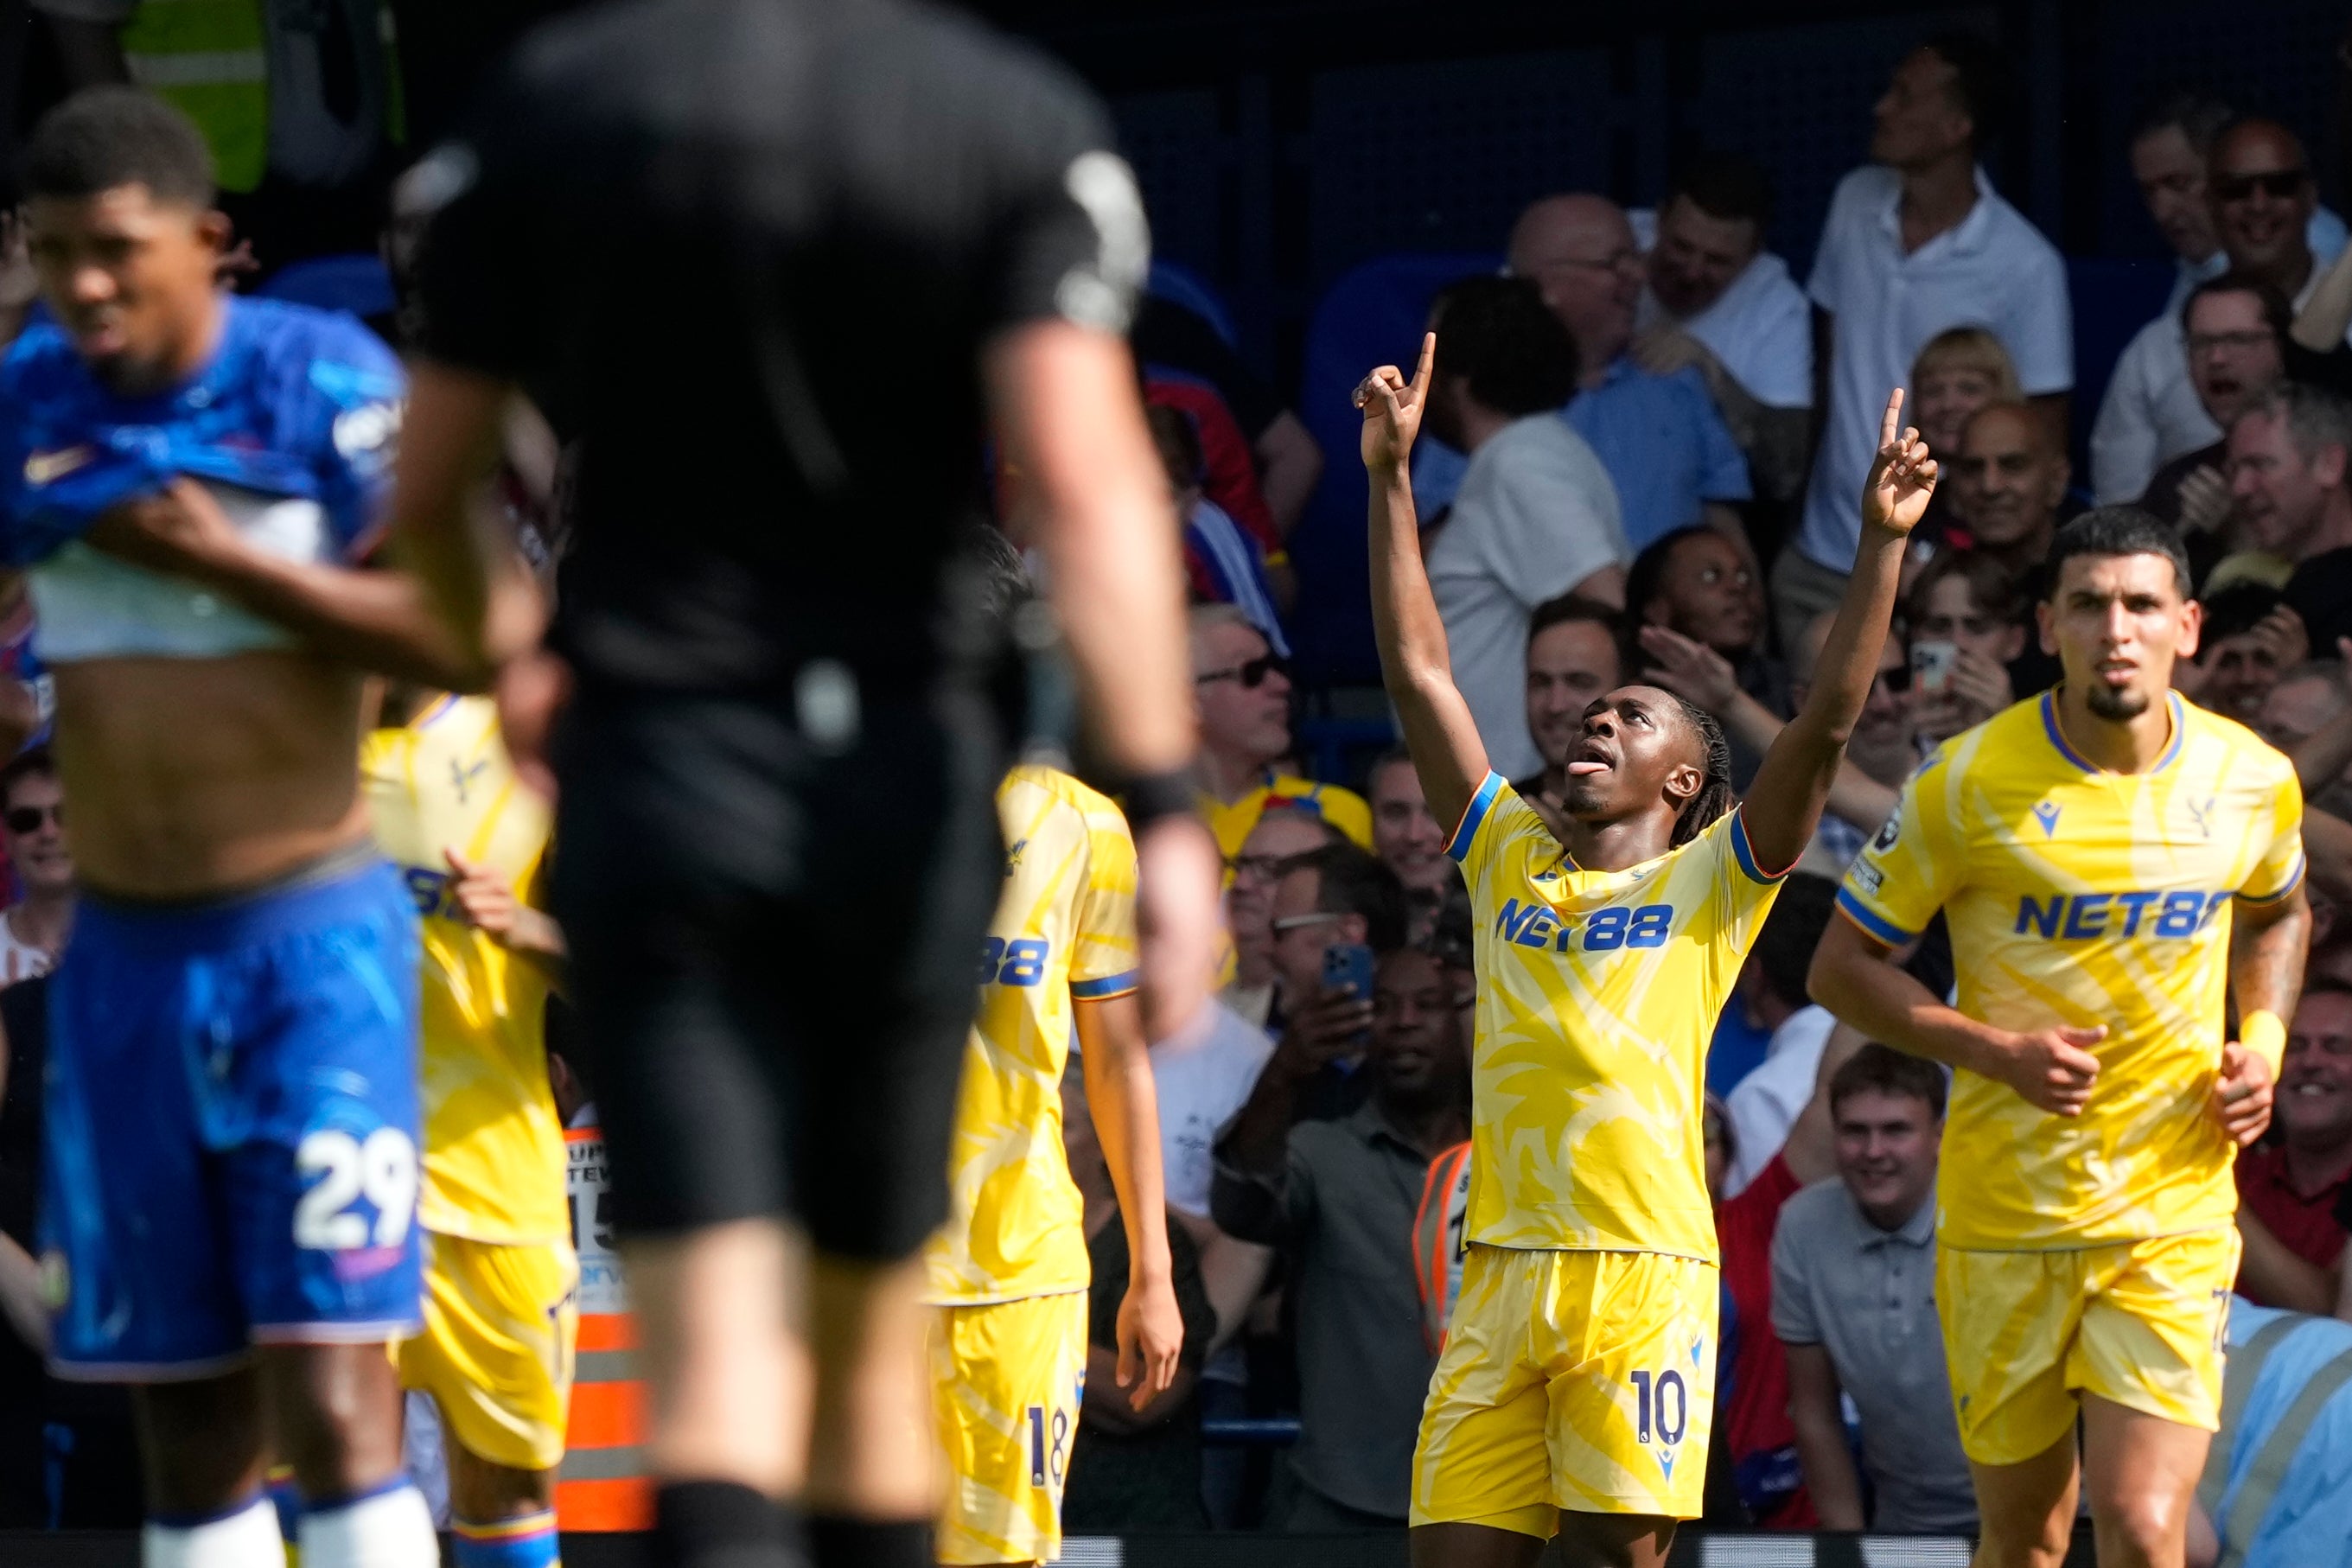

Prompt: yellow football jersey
[361,696,568,1245]
[922,764,1140,1305]
[1838,690,2304,1250]
[1450,774,1785,1261]
[1201,772,1374,860]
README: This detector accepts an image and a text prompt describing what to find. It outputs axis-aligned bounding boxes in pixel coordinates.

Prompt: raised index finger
[1880,387,1904,450]
[1409,332,1437,398]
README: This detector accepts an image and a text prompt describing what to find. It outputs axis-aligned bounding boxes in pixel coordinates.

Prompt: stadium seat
[1147,260,1240,348]
[253,252,398,320]
[1290,252,1499,687]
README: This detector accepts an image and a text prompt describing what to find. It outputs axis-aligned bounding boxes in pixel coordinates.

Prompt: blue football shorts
[39,855,424,1379]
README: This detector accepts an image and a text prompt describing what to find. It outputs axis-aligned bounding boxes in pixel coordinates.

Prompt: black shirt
[411,0,1142,695]
[1061,1208,1214,1533]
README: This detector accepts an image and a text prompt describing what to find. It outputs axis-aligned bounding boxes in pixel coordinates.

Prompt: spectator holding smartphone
[1220,844,1407,1138]
[1904,553,2025,744]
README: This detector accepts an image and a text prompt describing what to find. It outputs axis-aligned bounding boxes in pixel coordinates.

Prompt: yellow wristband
[2240,1010,2287,1080]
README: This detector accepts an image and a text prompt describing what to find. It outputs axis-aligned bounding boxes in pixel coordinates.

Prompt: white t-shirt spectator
[1721,1005,1836,1198]
[2090,207,2349,504]
[1151,1000,1275,1217]
[1797,164,2071,572]
[1425,416,1628,781]
[0,911,54,988]
[1630,207,1814,410]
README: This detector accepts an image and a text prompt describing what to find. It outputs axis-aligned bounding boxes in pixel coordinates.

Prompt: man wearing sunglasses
[1191,604,1372,861]
[2090,91,2349,507]
[2211,121,2329,305]
[0,749,68,988]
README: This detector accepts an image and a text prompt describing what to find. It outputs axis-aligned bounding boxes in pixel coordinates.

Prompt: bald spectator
[1500,193,1752,553]
[1787,33,2070,643]
[1631,152,1814,502]
[1418,277,1629,781]
[2180,583,2299,728]
[1190,605,1373,861]
[1365,749,1452,947]
[2094,92,2348,503]
[1945,400,2069,581]
[2222,383,2352,609]
[2139,276,2292,538]
[1514,596,1624,821]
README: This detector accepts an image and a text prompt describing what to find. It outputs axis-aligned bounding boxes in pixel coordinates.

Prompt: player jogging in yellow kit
[1812,507,2309,1568]
[364,692,576,1568]
[1356,321,1933,1568]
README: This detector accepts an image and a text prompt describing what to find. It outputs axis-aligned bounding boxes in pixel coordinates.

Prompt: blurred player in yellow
[922,532,1182,1566]
[364,690,575,1568]
[1356,316,1930,1568]
[1811,507,2309,1568]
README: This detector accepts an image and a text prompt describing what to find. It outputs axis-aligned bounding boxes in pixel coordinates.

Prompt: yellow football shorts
[398,1230,580,1473]
[1936,1227,2239,1468]
[930,1291,1089,1566]
[1412,1245,1717,1533]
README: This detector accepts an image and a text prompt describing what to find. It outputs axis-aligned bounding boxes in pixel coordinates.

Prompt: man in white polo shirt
[1781,32,2070,651]
[1631,153,1814,504]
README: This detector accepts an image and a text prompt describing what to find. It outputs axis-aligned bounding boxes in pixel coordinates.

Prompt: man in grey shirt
[1212,944,1469,1528]
[1773,1043,1976,1534]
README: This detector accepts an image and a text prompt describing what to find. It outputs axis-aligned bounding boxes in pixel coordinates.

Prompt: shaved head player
[378,7,1221,1568]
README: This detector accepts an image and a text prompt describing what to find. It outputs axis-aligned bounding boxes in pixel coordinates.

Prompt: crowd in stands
[3,10,2352,1553]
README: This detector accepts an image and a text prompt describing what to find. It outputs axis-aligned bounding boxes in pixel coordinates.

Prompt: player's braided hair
[1667,695,1735,848]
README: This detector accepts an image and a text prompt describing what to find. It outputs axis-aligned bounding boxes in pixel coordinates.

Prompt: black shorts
[549,679,1002,1260]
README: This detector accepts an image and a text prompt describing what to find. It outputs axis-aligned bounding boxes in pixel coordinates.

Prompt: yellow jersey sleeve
[1447,772,1783,1262]
[1068,795,1140,1000]
[1836,739,1970,947]
[2237,764,2306,907]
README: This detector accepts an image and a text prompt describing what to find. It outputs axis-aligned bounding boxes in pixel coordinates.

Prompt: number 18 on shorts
[930,1291,1090,1566]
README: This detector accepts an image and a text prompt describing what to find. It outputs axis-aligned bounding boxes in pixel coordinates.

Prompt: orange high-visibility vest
[556,1127,653,1531]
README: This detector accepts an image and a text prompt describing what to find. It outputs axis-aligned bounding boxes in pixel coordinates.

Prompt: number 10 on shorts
[1629,1368,1688,1444]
